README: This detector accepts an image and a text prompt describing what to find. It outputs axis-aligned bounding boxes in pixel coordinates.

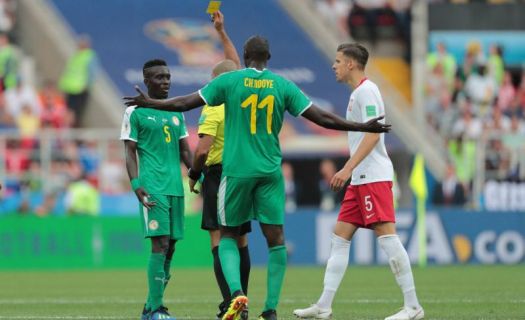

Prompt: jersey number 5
[241,94,274,134]
[163,125,171,143]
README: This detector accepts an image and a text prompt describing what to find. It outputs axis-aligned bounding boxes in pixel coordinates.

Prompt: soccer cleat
[258,309,277,320]
[384,306,424,320]
[222,294,248,320]
[141,304,150,320]
[216,301,228,320]
[293,304,332,319]
[240,308,249,320]
[149,306,177,320]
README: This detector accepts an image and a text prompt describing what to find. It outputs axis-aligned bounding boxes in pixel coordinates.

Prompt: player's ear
[267,52,271,61]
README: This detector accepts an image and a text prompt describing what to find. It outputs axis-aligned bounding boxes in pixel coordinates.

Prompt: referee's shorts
[201,164,251,235]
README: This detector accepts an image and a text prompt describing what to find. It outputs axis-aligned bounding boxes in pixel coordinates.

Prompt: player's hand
[188,178,200,194]
[123,86,157,107]
[330,168,352,191]
[134,187,156,209]
[360,116,391,133]
[212,11,224,32]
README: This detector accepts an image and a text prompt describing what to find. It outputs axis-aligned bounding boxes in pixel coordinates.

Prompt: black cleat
[240,307,249,320]
[258,309,277,320]
[216,301,228,320]
[141,304,149,320]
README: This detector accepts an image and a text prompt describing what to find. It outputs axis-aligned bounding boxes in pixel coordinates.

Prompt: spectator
[282,161,297,213]
[452,108,482,140]
[448,135,476,197]
[388,0,412,61]
[488,44,504,86]
[432,162,466,206]
[39,80,71,129]
[59,35,98,127]
[0,32,17,90]
[512,72,525,115]
[427,42,457,88]
[484,107,511,134]
[350,0,388,46]
[464,63,497,117]
[64,169,100,216]
[436,91,459,138]
[424,62,449,123]
[0,91,14,129]
[15,104,40,148]
[497,71,516,112]
[319,158,337,212]
[0,0,15,35]
[35,159,72,216]
[316,0,350,37]
[4,79,41,119]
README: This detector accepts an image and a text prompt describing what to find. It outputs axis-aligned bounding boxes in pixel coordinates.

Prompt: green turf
[0,265,523,319]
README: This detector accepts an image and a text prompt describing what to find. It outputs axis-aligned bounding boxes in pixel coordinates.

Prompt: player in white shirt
[294,44,424,320]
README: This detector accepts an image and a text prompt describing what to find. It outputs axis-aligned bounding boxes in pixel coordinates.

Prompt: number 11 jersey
[199,68,312,178]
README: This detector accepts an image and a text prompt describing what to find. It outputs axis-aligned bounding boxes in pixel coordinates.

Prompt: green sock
[164,257,172,293]
[219,237,242,294]
[265,245,287,311]
[148,253,166,311]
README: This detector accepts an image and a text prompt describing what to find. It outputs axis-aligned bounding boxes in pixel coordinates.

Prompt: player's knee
[151,236,171,254]
[265,231,284,247]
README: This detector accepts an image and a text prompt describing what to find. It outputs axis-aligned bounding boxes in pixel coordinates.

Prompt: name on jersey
[244,78,274,89]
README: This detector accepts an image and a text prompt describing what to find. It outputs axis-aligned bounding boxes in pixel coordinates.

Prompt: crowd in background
[0,1,103,215]
[425,41,525,206]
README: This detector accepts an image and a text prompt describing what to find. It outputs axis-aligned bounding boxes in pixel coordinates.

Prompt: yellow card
[206,1,221,14]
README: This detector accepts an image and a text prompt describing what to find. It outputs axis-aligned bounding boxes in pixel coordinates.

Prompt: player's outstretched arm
[302,104,391,133]
[213,11,241,68]
[123,86,204,112]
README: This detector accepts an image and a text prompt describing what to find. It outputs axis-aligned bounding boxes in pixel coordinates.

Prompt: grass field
[1,265,524,319]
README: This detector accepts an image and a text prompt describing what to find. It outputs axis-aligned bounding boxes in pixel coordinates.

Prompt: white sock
[317,233,350,309]
[378,234,421,310]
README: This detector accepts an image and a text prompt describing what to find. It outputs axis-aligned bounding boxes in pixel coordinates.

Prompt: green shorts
[218,171,285,226]
[139,194,184,240]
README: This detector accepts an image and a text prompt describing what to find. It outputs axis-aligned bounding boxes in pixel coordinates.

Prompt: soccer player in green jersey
[124,36,390,320]
[120,59,192,320]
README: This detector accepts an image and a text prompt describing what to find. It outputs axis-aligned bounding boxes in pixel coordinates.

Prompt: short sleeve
[120,107,139,141]
[198,105,222,137]
[357,88,383,123]
[284,80,312,117]
[199,73,229,107]
[179,113,189,140]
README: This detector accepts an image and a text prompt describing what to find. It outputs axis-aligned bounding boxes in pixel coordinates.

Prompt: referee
[187,11,251,320]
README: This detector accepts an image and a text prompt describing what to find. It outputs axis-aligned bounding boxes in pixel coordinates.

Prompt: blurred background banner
[1,209,523,269]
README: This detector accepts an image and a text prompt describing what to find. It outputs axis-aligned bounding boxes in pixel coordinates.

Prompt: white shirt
[346,79,393,185]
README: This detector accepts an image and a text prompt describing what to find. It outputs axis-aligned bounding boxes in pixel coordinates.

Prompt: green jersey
[120,106,188,196]
[199,68,312,177]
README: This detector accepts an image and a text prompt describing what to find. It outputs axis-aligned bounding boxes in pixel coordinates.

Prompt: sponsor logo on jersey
[365,213,376,219]
[147,116,157,122]
[149,220,159,230]
[162,118,168,123]
[348,98,354,111]
[360,175,366,179]
[172,116,180,126]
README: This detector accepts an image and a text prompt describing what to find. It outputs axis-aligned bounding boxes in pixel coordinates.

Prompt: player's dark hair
[337,43,368,70]
[143,59,167,75]
[244,36,270,61]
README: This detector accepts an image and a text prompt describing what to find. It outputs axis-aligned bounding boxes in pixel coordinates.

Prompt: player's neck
[248,61,267,71]
[148,91,165,100]
[348,72,367,89]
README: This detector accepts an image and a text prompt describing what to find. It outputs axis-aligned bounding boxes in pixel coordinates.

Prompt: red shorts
[338,181,395,228]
